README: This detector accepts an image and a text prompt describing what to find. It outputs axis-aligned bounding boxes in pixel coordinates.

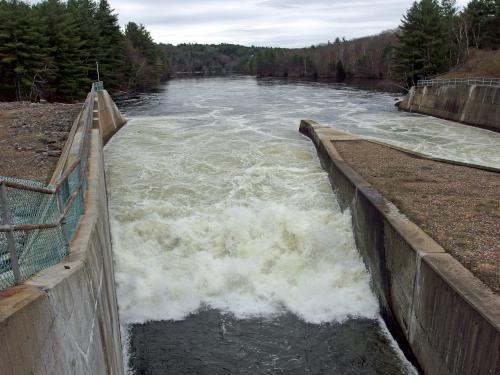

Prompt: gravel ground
[0,102,82,182]
[334,140,500,294]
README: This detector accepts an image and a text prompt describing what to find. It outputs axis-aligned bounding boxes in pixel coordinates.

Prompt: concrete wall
[399,85,500,131]
[0,100,125,374]
[300,120,500,375]
[95,90,127,144]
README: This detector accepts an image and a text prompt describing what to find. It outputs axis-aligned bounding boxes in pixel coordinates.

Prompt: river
[104,76,500,374]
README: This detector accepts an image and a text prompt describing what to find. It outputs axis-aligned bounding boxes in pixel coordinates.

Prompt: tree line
[164,0,498,87]
[0,0,497,102]
[162,32,396,81]
[393,0,499,86]
[0,0,170,102]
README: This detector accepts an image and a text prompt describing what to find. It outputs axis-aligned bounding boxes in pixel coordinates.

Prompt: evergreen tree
[393,0,448,85]
[125,22,157,60]
[0,0,170,101]
[336,60,346,81]
[464,0,500,49]
[94,0,125,88]
[34,0,88,100]
[0,0,47,101]
[124,21,169,88]
[67,0,99,81]
[254,48,277,76]
[440,0,459,66]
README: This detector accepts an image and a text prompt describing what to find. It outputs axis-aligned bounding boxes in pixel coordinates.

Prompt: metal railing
[0,86,97,290]
[93,81,104,92]
[417,77,500,87]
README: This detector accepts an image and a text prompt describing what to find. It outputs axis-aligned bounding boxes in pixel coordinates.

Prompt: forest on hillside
[0,0,498,102]
[164,0,499,86]
[163,32,396,80]
[0,0,170,102]
[393,0,499,85]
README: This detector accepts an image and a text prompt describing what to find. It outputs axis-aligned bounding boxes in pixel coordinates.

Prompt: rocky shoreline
[0,102,81,182]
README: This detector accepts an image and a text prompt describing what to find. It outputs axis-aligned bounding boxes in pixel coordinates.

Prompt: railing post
[56,186,70,250]
[0,181,22,284]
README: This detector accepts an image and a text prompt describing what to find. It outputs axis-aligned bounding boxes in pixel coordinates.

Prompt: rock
[47,150,61,157]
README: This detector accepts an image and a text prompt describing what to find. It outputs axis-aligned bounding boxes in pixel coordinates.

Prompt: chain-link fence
[0,88,96,290]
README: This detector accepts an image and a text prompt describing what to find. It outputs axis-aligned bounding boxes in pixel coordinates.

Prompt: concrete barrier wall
[95,90,127,144]
[399,85,500,131]
[300,120,500,375]
[0,105,125,373]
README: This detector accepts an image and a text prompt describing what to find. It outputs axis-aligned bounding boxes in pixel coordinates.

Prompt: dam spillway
[104,77,500,374]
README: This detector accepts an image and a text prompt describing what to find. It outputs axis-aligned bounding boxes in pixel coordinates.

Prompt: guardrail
[0,86,97,290]
[417,77,500,87]
[93,81,104,92]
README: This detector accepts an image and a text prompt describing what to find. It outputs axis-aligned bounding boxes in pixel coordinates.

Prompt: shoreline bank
[0,102,81,182]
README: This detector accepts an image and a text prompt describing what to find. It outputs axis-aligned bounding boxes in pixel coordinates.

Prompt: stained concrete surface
[0,90,126,375]
[299,119,500,375]
[399,85,500,132]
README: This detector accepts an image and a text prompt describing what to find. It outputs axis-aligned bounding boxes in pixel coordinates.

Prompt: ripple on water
[105,77,497,374]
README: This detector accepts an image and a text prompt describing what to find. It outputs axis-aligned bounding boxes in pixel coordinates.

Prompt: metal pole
[0,182,22,284]
[96,61,100,82]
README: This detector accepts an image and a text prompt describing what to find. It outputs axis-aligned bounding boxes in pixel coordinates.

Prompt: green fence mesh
[0,87,94,291]
[64,166,85,241]
[0,232,15,287]
[0,175,83,290]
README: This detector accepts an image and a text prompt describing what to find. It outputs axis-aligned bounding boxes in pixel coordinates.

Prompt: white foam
[378,318,419,375]
[106,77,499,328]
[110,198,378,324]
[106,112,379,324]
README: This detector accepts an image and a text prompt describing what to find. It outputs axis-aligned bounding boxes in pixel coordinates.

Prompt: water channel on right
[105,77,500,374]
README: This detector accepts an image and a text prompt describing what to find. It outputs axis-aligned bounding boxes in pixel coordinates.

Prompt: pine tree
[95,0,125,88]
[125,22,157,60]
[440,0,459,66]
[254,48,277,76]
[124,22,169,88]
[0,0,169,101]
[336,60,346,81]
[393,0,448,86]
[0,0,47,101]
[35,0,89,100]
[464,0,500,49]
[67,0,99,81]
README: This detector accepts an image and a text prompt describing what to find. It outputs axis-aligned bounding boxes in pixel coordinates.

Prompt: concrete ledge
[398,85,500,132]
[0,132,124,375]
[96,90,127,144]
[299,119,500,375]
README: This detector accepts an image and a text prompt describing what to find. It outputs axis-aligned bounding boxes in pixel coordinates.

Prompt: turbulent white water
[106,117,378,324]
[105,77,499,326]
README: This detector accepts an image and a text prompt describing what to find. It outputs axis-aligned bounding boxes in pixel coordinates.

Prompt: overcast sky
[28,0,453,47]
[110,0,470,47]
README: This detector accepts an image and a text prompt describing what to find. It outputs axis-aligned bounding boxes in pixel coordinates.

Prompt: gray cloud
[107,0,470,47]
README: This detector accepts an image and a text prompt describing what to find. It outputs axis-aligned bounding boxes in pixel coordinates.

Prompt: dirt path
[0,102,81,182]
[334,140,500,293]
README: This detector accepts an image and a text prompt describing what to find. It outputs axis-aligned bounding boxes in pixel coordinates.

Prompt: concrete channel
[0,86,498,374]
[0,90,126,375]
[299,119,500,375]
